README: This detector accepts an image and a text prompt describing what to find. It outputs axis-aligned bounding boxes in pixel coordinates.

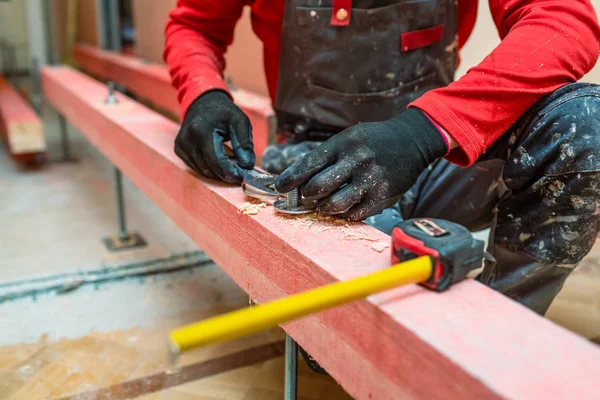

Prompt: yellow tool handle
[169,256,433,354]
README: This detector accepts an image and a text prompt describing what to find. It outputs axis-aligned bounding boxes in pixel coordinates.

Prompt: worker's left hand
[275,108,448,220]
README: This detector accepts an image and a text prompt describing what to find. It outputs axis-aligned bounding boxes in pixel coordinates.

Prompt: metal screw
[287,188,300,209]
[273,188,316,215]
[105,81,119,104]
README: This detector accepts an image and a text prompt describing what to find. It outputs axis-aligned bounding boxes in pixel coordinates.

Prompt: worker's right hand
[174,90,255,184]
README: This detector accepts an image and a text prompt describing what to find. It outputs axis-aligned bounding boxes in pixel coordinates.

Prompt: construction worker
[164,1,600,317]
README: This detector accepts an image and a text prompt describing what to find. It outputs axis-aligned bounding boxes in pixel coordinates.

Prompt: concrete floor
[0,101,225,341]
[0,96,598,397]
[0,109,198,283]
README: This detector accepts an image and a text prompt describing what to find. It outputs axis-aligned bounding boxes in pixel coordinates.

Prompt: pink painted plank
[0,76,45,157]
[72,44,273,160]
[41,66,600,400]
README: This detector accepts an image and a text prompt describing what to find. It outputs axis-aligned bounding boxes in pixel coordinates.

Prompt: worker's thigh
[489,82,600,266]
[365,158,503,235]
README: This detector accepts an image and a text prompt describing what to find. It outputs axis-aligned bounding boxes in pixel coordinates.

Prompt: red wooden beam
[72,43,274,161]
[41,66,600,400]
[0,75,45,161]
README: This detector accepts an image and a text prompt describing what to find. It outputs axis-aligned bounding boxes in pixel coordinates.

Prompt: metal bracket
[104,81,119,104]
[102,232,147,252]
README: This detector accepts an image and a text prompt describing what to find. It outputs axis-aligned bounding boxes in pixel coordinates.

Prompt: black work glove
[261,141,321,174]
[174,90,255,184]
[275,108,447,220]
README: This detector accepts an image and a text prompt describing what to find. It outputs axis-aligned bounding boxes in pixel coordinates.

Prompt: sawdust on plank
[370,242,390,252]
[237,201,267,215]
[341,226,378,242]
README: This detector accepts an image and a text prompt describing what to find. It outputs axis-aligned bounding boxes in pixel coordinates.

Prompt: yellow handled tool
[168,218,485,359]
[169,255,432,356]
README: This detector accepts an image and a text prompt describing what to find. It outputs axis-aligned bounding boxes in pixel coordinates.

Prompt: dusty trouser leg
[479,83,600,314]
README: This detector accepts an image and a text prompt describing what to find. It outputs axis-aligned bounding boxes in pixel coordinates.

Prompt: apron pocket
[296,0,445,100]
[307,71,437,101]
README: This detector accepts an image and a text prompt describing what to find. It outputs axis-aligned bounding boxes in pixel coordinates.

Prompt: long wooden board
[0,76,45,159]
[72,44,274,161]
[41,65,600,400]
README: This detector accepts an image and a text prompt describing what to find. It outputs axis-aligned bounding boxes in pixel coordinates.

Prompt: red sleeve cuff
[179,76,231,120]
[409,98,486,167]
[422,111,450,156]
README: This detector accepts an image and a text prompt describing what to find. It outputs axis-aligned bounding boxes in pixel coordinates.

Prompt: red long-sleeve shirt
[164,0,600,166]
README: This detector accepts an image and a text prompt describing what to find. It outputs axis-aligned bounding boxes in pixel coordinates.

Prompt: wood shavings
[371,242,390,252]
[278,211,334,229]
[317,226,335,232]
[278,211,347,226]
[277,212,382,243]
[342,226,379,242]
[237,201,267,215]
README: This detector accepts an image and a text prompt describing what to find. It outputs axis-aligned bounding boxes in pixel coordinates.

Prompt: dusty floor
[0,100,598,399]
[0,268,351,400]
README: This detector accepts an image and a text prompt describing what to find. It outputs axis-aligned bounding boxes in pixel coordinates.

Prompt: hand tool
[241,171,279,203]
[238,167,317,213]
[221,143,280,203]
[168,218,485,365]
[223,143,317,212]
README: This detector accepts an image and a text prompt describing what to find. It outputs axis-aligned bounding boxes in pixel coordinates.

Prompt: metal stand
[58,114,73,162]
[102,167,147,251]
[93,80,144,251]
[31,58,42,115]
[98,0,122,52]
[114,168,128,241]
[284,334,298,400]
[54,75,77,163]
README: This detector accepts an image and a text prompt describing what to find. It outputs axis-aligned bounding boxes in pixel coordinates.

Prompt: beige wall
[458,0,600,83]
[221,7,268,96]
[132,0,174,63]
[77,0,99,47]
[133,0,599,94]
[42,0,99,63]
[132,1,268,95]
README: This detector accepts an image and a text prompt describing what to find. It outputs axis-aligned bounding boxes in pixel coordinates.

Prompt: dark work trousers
[366,82,600,315]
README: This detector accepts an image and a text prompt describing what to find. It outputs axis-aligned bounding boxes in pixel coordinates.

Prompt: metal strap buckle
[413,218,449,237]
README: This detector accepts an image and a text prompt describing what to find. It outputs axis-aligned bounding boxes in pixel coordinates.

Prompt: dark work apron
[274,0,458,142]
